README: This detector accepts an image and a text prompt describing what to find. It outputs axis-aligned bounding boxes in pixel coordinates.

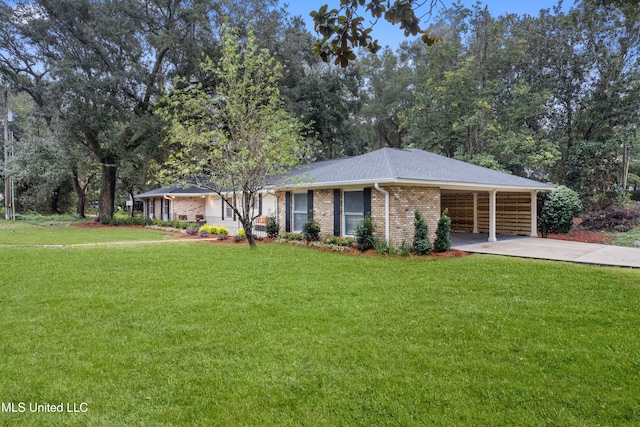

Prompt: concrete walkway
[452,233,640,268]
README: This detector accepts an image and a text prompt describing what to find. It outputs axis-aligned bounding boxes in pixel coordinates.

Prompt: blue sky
[281,0,574,48]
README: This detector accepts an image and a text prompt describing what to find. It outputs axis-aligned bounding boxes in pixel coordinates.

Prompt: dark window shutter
[333,189,341,236]
[285,191,291,232]
[307,190,314,220]
[364,187,372,216]
[258,193,263,216]
[221,197,225,221]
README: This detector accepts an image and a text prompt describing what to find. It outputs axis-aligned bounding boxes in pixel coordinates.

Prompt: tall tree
[157,29,313,248]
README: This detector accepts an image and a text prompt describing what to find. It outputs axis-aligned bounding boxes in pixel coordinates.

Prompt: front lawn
[0,237,639,425]
[0,221,174,245]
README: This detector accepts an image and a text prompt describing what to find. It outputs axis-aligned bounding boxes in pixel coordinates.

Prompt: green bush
[355,214,375,251]
[302,218,321,241]
[538,185,582,237]
[198,224,229,235]
[413,209,431,255]
[266,214,279,238]
[434,209,452,253]
[237,228,246,238]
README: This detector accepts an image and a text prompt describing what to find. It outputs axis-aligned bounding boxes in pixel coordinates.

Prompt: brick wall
[277,186,440,244]
[373,186,439,245]
[170,197,206,221]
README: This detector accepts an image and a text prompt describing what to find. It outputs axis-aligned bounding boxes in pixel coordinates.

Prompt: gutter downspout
[374,183,390,243]
[163,195,173,221]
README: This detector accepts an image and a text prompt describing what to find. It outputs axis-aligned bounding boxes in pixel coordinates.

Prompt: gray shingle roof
[136,184,210,198]
[281,148,551,190]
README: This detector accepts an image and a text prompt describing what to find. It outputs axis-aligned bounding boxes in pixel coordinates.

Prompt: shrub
[198,224,230,236]
[302,218,321,242]
[373,238,390,255]
[413,209,431,255]
[434,209,452,253]
[237,228,246,238]
[580,204,640,232]
[355,214,375,251]
[396,239,411,257]
[185,227,199,236]
[538,185,582,237]
[266,214,279,238]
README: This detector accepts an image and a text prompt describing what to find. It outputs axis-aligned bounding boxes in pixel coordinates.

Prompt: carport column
[488,189,497,242]
[472,192,479,234]
[530,190,538,237]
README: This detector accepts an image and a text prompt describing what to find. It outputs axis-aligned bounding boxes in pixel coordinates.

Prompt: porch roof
[136,184,210,199]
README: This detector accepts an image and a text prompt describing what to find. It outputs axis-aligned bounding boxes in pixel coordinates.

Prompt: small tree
[434,209,452,253]
[157,28,312,249]
[538,185,583,238]
[413,209,431,255]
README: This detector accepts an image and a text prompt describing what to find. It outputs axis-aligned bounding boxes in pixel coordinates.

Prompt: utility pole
[3,90,9,220]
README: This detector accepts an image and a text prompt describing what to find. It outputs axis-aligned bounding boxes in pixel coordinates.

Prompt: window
[292,193,307,232]
[225,202,234,219]
[344,190,364,235]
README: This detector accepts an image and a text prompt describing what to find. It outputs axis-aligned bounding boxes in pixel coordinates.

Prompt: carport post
[488,189,497,242]
[530,190,538,237]
[472,192,479,233]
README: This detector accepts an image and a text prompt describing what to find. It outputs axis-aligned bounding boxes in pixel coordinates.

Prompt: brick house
[136,185,277,235]
[138,148,551,241]
[276,148,551,244]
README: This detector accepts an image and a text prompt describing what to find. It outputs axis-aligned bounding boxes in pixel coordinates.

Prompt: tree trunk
[97,162,117,222]
[72,167,86,218]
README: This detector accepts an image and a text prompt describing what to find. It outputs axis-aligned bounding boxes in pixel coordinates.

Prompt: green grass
[613,226,640,247]
[0,225,639,425]
[0,221,175,245]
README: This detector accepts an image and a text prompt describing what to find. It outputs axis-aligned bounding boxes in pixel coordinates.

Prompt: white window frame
[292,192,308,232]
[342,189,364,236]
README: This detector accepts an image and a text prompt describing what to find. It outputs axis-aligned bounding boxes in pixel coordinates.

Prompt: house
[137,148,552,242]
[136,184,278,235]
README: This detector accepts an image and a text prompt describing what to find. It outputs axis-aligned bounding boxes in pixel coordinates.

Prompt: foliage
[310,0,444,66]
[413,209,431,255]
[580,204,640,233]
[157,28,312,249]
[538,186,583,237]
[324,236,355,247]
[198,224,230,236]
[237,228,247,238]
[265,214,279,238]
[433,209,452,253]
[302,218,321,241]
[355,214,375,251]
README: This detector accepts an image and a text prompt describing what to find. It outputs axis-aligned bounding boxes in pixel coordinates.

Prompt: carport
[441,188,540,242]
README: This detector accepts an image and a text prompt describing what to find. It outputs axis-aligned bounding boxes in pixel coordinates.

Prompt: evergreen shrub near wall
[355,214,375,251]
[302,218,321,241]
[413,209,431,255]
[434,209,452,253]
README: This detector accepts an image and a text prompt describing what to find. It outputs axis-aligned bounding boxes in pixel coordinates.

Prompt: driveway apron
[452,233,640,268]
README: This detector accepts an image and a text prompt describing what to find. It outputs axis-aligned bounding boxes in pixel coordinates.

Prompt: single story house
[136,184,277,235]
[137,148,552,242]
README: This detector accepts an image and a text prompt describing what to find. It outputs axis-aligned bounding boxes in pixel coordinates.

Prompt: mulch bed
[541,228,616,244]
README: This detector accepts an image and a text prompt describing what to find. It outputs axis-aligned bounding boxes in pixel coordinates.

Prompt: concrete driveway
[452,233,640,268]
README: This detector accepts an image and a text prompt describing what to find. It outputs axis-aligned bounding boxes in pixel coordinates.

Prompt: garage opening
[441,191,534,236]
